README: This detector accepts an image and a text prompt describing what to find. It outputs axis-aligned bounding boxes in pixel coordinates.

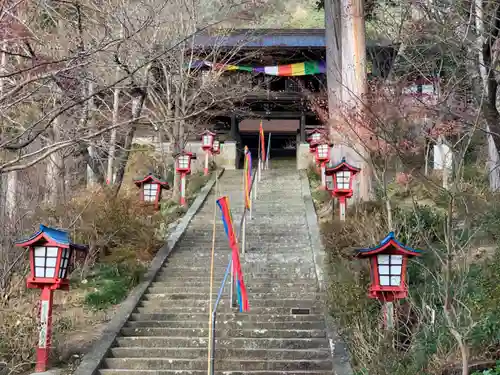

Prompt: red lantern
[175,151,192,174]
[200,129,216,151]
[325,157,360,220]
[315,143,330,164]
[133,173,169,210]
[16,225,88,372]
[356,232,422,302]
[200,129,216,175]
[176,151,193,206]
[306,128,326,153]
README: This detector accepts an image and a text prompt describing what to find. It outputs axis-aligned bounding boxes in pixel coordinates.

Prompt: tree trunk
[339,0,372,201]
[86,81,98,187]
[113,91,146,196]
[106,26,124,185]
[45,116,64,206]
[476,0,500,190]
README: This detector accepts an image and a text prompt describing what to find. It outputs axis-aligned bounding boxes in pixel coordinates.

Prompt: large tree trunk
[339,0,372,201]
[476,0,500,190]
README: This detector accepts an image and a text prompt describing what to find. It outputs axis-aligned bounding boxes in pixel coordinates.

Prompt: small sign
[39,300,49,348]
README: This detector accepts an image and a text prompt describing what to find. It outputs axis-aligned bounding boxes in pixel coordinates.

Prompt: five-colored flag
[216,196,250,312]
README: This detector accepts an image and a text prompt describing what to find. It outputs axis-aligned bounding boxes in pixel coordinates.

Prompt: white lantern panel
[58,248,71,279]
[178,155,190,169]
[202,135,212,147]
[143,183,159,202]
[33,246,59,278]
[390,276,401,286]
[326,175,334,191]
[380,275,391,286]
[311,132,321,141]
[46,247,58,257]
[377,254,404,287]
[317,145,329,159]
[377,254,390,264]
[336,171,351,189]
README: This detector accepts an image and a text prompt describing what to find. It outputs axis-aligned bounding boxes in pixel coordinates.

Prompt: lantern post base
[36,286,54,373]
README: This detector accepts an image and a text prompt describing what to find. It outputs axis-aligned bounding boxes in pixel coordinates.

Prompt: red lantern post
[176,151,193,206]
[15,225,87,373]
[315,143,331,189]
[356,232,422,329]
[200,129,216,176]
[325,157,360,220]
[306,128,326,154]
[133,173,169,210]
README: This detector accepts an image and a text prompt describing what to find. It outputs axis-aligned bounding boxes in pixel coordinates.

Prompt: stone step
[110,347,330,360]
[154,274,318,282]
[125,321,326,330]
[103,358,332,371]
[129,313,325,322]
[136,306,324,315]
[144,291,323,299]
[115,337,330,350]
[151,280,318,289]
[120,327,326,339]
[148,282,319,292]
[99,369,332,375]
[141,297,323,308]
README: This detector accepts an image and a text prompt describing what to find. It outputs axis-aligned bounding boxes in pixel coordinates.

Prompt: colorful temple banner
[190,60,326,77]
[244,146,252,209]
[216,196,249,312]
[259,121,266,162]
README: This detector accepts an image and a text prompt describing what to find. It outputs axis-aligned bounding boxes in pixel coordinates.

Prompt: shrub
[82,263,145,310]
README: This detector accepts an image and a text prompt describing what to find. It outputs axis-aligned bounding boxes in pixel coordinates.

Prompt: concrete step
[103,358,332,371]
[110,347,330,360]
[141,297,323,308]
[144,291,323,299]
[125,320,326,330]
[120,327,326,339]
[115,337,330,349]
[129,313,325,322]
[136,305,324,315]
[99,370,332,375]
[153,275,318,283]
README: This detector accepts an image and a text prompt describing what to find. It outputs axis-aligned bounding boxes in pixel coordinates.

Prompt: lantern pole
[36,285,54,372]
[384,301,394,330]
[204,150,210,176]
[180,172,187,206]
[339,196,347,221]
[320,161,326,189]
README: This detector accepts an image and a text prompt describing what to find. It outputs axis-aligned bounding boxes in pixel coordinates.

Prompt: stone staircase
[97,161,333,375]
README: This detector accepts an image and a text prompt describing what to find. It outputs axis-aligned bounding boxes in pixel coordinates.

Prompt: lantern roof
[356,231,422,257]
[199,129,216,136]
[325,157,361,175]
[15,224,88,251]
[133,173,169,188]
[306,127,326,135]
[175,150,197,159]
